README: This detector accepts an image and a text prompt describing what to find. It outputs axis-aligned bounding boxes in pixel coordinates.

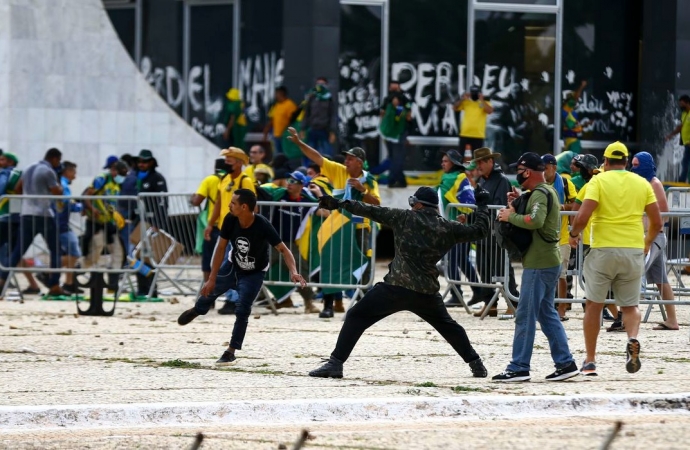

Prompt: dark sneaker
[580,361,598,377]
[216,350,236,366]
[444,296,464,308]
[545,361,580,381]
[218,302,236,315]
[21,287,42,296]
[308,357,343,378]
[177,308,199,326]
[626,338,641,373]
[469,358,488,378]
[319,307,334,319]
[606,320,625,332]
[492,370,530,382]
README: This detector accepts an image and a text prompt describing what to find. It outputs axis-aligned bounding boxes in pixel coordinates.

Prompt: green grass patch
[451,385,485,393]
[160,359,201,369]
[415,382,437,388]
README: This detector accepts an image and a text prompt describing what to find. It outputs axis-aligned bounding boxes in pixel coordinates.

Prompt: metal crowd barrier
[0,194,146,315]
[442,203,690,323]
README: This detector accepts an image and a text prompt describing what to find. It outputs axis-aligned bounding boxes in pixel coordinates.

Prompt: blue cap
[289,171,308,184]
[103,155,119,169]
[541,154,557,166]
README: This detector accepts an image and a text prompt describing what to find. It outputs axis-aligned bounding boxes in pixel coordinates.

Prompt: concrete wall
[0,0,220,194]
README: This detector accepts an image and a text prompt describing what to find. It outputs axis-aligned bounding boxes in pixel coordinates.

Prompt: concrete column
[282,0,340,103]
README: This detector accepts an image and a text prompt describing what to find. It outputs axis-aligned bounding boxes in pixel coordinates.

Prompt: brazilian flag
[317,209,368,295]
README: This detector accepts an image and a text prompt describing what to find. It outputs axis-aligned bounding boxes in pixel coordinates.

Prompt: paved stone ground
[1,261,689,448]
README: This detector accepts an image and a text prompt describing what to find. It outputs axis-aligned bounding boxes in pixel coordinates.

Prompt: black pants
[459,136,484,151]
[476,238,518,304]
[331,283,480,363]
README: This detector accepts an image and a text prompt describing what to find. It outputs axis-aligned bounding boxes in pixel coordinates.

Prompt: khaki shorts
[583,248,645,307]
[559,244,571,278]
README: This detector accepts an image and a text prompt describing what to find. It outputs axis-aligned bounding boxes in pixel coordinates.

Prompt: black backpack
[495,186,558,261]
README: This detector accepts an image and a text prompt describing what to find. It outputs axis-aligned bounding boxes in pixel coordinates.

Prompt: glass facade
[103,0,643,167]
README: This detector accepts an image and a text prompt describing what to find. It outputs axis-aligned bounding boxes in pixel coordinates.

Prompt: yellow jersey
[558,177,577,245]
[321,158,380,229]
[195,174,222,223]
[269,99,298,137]
[456,99,491,139]
[217,173,256,229]
[584,170,656,249]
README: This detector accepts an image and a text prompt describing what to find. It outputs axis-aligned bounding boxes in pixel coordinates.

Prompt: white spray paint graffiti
[238,52,284,124]
[338,58,381,141]
[140,56,224,139]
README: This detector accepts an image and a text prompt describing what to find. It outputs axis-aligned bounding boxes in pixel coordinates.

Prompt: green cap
[2,152,18,166]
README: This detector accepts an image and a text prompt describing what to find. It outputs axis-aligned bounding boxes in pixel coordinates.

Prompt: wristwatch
[569,231,579,238]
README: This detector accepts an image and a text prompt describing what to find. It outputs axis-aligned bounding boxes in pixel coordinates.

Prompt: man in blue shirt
[55,161,83,294]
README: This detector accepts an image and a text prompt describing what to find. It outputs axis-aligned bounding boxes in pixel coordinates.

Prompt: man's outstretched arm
[286,127,324,167]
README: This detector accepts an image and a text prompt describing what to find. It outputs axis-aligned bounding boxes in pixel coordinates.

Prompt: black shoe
[319,307,334,318]
[606,313,625,332]
[218,302,236,315]
[444,296,464,308]
[492,370,531,382]
[21,287,42,295]
[177,308,199,325]
[308,357,343,378]
[216,350,237,366]
[626,338,641,373]
[469,358,488,378]
[545,361,579,381]
[62,284,84,295]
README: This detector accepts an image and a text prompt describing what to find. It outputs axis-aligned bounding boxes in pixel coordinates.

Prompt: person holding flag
[287,127,380,318]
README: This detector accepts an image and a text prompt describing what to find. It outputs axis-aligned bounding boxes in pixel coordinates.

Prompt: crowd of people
[0,79,684,383]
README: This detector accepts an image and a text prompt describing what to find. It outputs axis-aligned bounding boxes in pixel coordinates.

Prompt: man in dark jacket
[134,149,168,297]
[472,147,518,316]
[308,185,492,379]
[301,77,337,157]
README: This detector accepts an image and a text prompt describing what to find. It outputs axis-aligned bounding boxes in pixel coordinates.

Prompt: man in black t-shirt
[177,189,306,366]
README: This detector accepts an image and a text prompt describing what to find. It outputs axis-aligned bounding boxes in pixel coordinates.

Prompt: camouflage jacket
[342,201,490,295]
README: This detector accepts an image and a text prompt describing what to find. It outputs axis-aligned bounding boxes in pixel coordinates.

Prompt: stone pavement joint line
[1,393,689,431]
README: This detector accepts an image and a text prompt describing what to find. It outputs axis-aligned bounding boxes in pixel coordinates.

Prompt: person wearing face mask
[301,77,337,157]
[562,80,587,154]
[454,85,494,154]
[630,152,678,331]
[665,94,690,182]
[81,159,129,292]
[493,153,578,382]
[379,80,413,188]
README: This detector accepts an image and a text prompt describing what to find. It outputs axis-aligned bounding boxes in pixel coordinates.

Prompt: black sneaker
[606,312,625,332]
[218,302,236,315]
[545,361,580,381]
[318,307,334,319]
[626,338,641,373]
[492,370,530,382]
[177,308,199,326]
[308,357,343,378]
[469,358,488,378]
[216,350,236,366]
[21,287,42,296]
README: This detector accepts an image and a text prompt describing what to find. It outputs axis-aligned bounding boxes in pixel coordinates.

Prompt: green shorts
[583,247,645,307]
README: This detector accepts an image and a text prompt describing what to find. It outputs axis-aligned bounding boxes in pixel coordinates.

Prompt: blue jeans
[307,129,333,157]
[0,215,61,287]
[507,265,573,372]
[679,145,690,183]
[193,258,265,350]
[273,136,283,154]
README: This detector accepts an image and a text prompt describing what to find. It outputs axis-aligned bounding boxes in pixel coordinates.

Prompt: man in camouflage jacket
[308,185,492,379]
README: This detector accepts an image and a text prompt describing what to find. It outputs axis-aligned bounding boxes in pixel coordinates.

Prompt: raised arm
[286,127,324,167]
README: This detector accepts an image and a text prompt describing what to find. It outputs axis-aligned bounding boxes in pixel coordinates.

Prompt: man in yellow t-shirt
[191,158,227,283]
[263,86,297,155]
[287,127,380,316]
[454,85,494,151]
[666,94,690,182]
[569,142,662,377]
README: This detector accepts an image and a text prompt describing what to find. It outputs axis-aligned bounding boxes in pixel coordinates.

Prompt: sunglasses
[287,178,301,185]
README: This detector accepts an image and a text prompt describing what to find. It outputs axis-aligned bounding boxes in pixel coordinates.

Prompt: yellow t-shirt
[456,99,491,139]
[321,158,380,229]
[584,170,656,249]
[195,174,222,223]
[575,183,592,246]
[217,173,256,229]
[269,99,298,137]
[558,177,578,245]
[681,110,690,146]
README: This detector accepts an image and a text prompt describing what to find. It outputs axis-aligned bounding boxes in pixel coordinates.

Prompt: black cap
[442,149,466,169]
[412,186,439,207]
[273,168,290,180]
[214,158,226,171]
[342,147,366,161]
[510,152,545,171]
